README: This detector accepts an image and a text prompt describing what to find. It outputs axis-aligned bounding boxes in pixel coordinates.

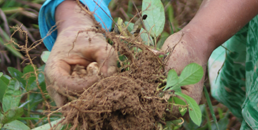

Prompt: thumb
[96,48,117,77]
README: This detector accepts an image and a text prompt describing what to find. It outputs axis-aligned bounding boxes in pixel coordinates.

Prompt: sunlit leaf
[178,63,204,86]
[175,92,202,126]
[142,0,165,37]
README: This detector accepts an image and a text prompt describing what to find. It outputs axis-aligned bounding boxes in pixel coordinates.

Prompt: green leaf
[173,97,187,116]
[0,72,3,77]
[142,0,165,37]
[2,79,22,112]
[7,67,25,88]
[178,63,204,86]
[23,65,37,90]
[41,51,50,63]
[175,92,202,126]
[0,74,9,102]
[0,107,24,124]
[183,104,207,130]
[2,120,30,130]
[164,69,178,90]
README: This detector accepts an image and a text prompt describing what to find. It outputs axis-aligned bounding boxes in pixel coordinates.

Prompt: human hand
[161,31,210,119]
[45,26,117,107]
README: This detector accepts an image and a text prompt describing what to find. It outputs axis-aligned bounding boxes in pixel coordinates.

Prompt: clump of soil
[60,48,167,130]
[51,2,170,130]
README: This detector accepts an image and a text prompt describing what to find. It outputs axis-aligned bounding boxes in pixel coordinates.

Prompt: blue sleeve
[38,0,112,51]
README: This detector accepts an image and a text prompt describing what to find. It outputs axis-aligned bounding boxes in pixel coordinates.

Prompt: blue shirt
[38,0,112,51]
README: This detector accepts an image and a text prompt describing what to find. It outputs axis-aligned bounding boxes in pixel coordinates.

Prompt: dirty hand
[161,30,211,119]
[45,27,117,107]
[44,1,117,107]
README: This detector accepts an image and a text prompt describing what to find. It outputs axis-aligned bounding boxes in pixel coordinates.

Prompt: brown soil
[61,48,167,130]
[51,2,170,130]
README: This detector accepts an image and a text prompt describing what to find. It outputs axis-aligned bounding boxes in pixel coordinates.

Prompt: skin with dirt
[50,4,170,130]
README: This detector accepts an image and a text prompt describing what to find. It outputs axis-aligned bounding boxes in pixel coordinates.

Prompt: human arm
[162,0,258,104]
[42,0,117,107]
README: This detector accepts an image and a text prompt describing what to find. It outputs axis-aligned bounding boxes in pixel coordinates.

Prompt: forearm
[55,0,94,34]
[182,0,258,58]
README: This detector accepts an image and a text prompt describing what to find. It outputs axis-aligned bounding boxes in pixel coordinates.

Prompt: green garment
[208,15,258,130]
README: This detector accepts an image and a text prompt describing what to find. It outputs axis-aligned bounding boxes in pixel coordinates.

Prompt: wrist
[55,0,95,34]
[181,24,217,61]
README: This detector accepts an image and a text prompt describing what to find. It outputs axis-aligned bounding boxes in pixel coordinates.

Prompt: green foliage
[165,63,204,91]
[164,63,204,127]
[142,0,165,37]
[0,78,25,128]
[2,79,22,112]
[0,65,49,129]
[0,73,9,101]
[165,69,178,90]
[173,97,187,116]
[177,63,204,86]
[175,92,202,126]
[0,107,24,124]
[1,120,30,130]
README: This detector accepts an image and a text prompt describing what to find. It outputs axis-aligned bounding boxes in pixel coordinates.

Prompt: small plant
[163,63,204,129]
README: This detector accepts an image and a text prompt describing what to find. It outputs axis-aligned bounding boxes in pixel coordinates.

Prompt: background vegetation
[0,0,241,129]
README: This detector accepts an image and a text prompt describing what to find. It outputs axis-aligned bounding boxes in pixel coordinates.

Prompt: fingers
[45,59,100,94]
[95,45,118,77]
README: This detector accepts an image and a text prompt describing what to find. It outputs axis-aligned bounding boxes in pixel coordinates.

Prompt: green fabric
[209,15,258,129]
